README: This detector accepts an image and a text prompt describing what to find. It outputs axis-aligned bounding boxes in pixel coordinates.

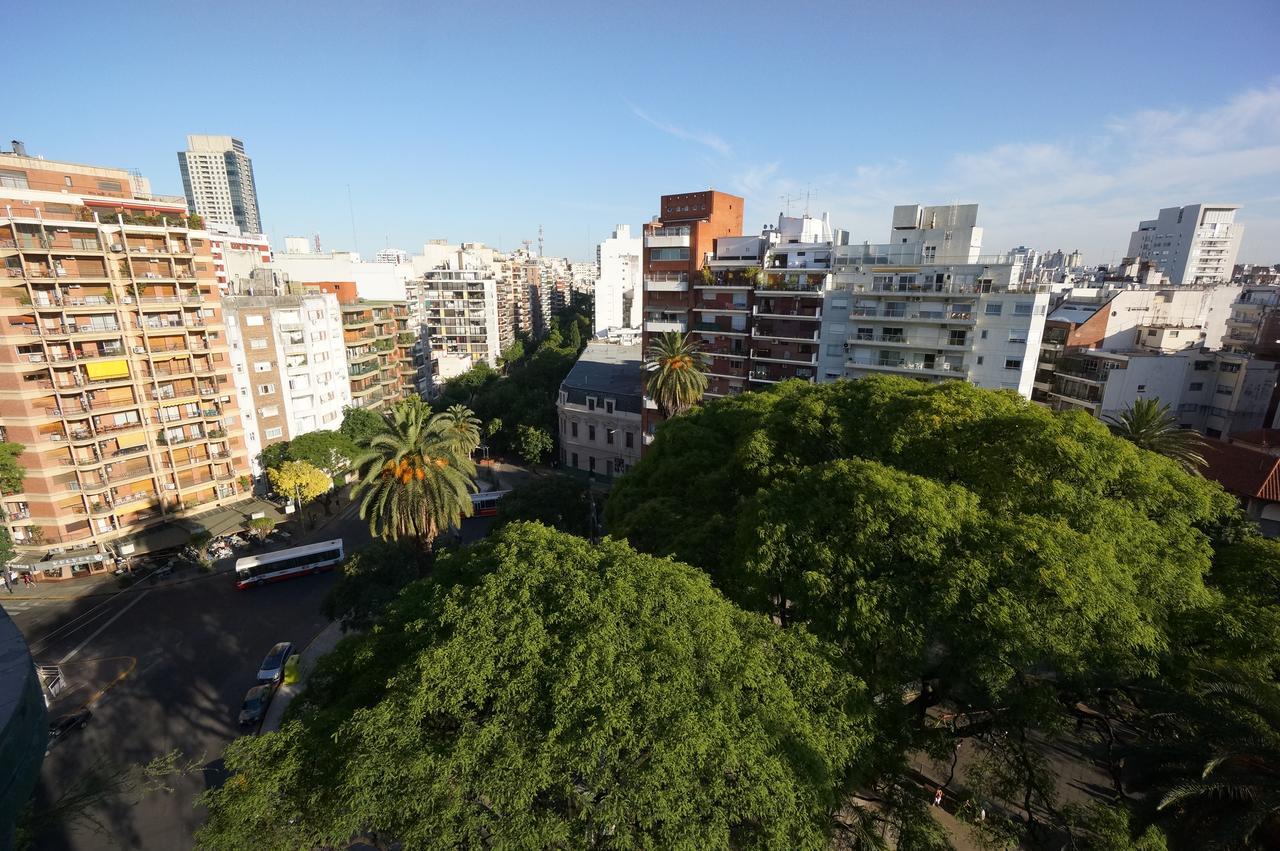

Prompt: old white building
[557,342,643,477]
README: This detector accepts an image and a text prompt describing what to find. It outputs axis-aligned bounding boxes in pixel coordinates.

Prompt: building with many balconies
[340,301,412,411]
[0,150,251,580]
[1127,204,1243,285]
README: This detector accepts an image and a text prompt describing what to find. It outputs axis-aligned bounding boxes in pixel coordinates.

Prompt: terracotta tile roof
[1200,439,1280,501]
[1230,428,1280,451]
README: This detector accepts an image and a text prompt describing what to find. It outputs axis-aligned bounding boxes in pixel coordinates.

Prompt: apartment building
[819,205,1048,397]
[413,243,502,384]
[1042,346,1277,438]
[0,152,250,580]
[594,225,642,333]
[557,342,643,476]
[1127,204,1243,285]
[223,294,350,472]
[177,135,262,235]
[641,190,745,434]
[340,301,413,411]
[208,228,272,292]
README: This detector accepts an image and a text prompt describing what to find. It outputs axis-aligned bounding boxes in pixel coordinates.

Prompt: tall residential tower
[177,135,262,235]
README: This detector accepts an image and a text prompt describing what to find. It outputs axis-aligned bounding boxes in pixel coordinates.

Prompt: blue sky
[9,0,1280,263]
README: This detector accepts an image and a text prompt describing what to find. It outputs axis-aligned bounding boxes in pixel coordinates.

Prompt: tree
[514,424,552,466]
[1104,397,1206,471]
[247,517,275,542]
[286,430,360,478]
[351,398,476,552]
[494,476,593,537]
[0,527,14,576]
[499,339,525,372]
[321,538,421,632]
[257,441,291,473]
[268,461,332,513]
[435,405,481,457]
[197,524,876,850]
[644,331,707,418]
[484,417,502,440]
[564,321,582,352]
[339,406,389,448]
[0,441,25,494]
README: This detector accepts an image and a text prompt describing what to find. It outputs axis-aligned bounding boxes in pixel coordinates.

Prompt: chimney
[11,140,27,157]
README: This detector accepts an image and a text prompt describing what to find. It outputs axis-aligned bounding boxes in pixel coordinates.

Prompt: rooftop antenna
[538,224,544,259]
[804,186,812,217]
[313,233,322,253]
[780,192,800,216]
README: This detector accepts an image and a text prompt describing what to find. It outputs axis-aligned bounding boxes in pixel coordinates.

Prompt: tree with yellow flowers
[267,459,333,527]
[351,399,477,555]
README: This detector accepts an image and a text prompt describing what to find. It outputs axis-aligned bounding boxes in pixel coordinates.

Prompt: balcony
[644,273,689,293]
[643,318,688,333]
[848,333,968,350]
[692,321,748,337]
[851,358,967,378]
[759,272,827,294]
[647,227,691,249]
[752,327,820,344]
[847,307,976,324]
[751,349,818,366]
[753,303,822,320]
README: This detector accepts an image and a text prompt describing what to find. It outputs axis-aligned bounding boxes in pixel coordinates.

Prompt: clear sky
[9,0,1280,264]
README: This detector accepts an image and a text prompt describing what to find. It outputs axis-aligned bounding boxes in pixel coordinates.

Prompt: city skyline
[7,0,1280,263]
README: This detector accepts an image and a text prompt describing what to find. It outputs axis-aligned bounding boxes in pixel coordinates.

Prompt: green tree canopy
[494,475,594,537]
[644,331,707,418]
[0,442,25,494]
[321,538,422,632]
[514,424,552,465]
[198,524,875,850]
[257,441,290,473]
[285,430,360,477]
[339,406,389,448]
[1104,397,1207,471]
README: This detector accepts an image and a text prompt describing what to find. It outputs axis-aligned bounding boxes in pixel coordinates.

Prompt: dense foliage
[1105,397,1207,471]
[199,524,877,850]
[434,293,591,455]
[0,441,25,494]
[493,475,595,537]
[606,376,1273,846]
[644,331,707,418]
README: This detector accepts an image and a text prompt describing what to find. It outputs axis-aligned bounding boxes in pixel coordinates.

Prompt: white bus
[234,539,344,590]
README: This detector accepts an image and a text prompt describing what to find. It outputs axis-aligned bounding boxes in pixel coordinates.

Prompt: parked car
[47,709,92,751]
[238,684,274,726]
[257,641,294,684]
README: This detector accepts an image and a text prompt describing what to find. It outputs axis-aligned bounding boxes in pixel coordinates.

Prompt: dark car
[238,684,274,726]
[47,708,92,751]
[257,641,294,684]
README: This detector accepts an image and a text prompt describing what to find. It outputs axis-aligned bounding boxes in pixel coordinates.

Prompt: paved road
[8,503,373,850]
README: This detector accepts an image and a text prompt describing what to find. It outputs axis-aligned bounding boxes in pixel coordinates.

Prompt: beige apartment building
[0,150,250,580]
[341,301,414,412]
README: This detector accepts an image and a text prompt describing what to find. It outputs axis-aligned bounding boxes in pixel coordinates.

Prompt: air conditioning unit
[110,244,124,252]
[133,346,145,354]
[164,483,176,491]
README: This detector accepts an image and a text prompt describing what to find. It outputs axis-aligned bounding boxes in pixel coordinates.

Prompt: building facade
[1127,204,1243,285]
[557,342,643,477]
[223,294,351,472]
[177,135,262,235]
[414,244,502,385]
[0,152,251,580]
[340,301,414,411]
[594,225,642,333]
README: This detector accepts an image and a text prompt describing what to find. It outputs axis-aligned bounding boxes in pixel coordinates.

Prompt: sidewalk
[260,620,345,733]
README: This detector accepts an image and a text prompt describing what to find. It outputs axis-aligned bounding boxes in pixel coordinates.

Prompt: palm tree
[352,399,477,555]
[1156,678,1280,847]
[1104,397,1206,471]
[644,331,707,418]
[437,404,482,457]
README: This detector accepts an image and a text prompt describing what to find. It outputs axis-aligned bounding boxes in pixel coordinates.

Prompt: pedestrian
[22,572,32,586]
[933,787,944,807]
[2,572,11,594]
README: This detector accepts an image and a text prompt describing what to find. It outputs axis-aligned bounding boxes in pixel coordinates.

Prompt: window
[1136,384,1146,393]
[980,330,988,339]
[976,356,984,365]
[253,361,272,373]
[588,425,596,442]
[249,338,268,350]
[1194,360,1212,371]
[1220,362,1241,373]
[265,427,283,439]
[587,397,595,411]
[625,432,634,449]
[827,344,844,356]
[1008,330,1028,344]
[257,383,275,394]
[605,399,614,414]
[64,176,73,187]
[0,169,30,189]
[1004,358,1022,370]
[948,330,967,346]
[1217,384,1233,395]
[571,453,578,468]
[649,247,690,261]
[571,421,578,438]
[589,456,596,472]
[1013,302,1033,316]
[245,314,264,327]
[1146,329,1157,337]
[1189,382,1204,391]
[985,303,1003,316]
[606,428,615,445]
[260,405,279,418]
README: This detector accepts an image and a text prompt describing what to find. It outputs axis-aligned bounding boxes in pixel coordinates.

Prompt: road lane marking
[57,590,151,665]
[28,587,133,654]
[78,655,138,711]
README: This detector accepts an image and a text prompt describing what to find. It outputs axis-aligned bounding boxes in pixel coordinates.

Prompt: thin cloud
[628,103,731,156]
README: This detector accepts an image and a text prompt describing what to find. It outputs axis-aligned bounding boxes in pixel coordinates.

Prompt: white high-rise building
[594,224,642,333]
[177,135,262,235]
[821,204,1049,398]
[1127,204,1243,285]
[411,243,502,383]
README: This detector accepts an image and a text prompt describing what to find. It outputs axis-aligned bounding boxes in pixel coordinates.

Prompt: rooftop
[561,342,643,398]
[1199,439,1280,501]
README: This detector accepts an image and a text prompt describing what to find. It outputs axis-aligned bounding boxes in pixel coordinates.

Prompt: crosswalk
[1,598,44,615]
